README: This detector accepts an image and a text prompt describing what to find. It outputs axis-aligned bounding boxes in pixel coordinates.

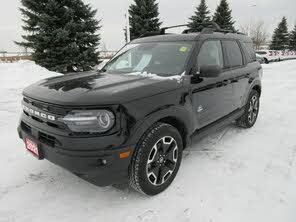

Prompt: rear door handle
[223,79,230,86]
[231,79,238,83]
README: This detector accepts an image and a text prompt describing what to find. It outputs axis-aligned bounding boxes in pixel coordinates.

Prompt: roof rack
[182,22,245,35]
[140,24,189,38]
[139,22,245,38]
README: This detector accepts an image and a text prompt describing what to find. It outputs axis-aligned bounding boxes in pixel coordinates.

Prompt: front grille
[23,97,68,116]
[21,121,32,134]
[39,132,59,147]
[22,97,68,130]
[20,121,61,147]
[31,116,44,123]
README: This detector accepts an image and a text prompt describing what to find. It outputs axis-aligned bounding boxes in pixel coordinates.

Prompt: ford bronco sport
[18,23,262,195]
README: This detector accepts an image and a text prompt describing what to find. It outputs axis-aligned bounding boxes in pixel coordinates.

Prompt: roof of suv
[132,32,252,44]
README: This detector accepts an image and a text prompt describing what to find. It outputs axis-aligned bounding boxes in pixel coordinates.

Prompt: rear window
[223,41,243,68]
[244,42,256,63]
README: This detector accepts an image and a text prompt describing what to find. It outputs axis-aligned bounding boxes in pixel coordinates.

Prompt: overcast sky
[1,0,295,52]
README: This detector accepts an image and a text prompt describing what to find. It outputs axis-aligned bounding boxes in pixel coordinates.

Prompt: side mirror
[199,65,222,78]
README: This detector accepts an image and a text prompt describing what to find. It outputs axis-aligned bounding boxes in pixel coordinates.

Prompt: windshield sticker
[179,46,188,52]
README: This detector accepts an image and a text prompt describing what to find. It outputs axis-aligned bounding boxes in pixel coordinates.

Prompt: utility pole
[248,4,257,36]
[126,8,131,43]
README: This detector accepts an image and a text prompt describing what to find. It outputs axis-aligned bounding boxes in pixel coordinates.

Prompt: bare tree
[240,20,268,50]
[240,25,249,36]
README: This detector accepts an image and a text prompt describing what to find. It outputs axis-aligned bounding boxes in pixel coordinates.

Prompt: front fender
[126,105,195,147]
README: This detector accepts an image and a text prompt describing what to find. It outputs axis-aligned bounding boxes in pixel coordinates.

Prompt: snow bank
[0,60,296,222]
[0,60,60,90]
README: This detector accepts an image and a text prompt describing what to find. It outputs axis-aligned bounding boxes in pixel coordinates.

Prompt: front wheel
[129,123,183,195]
[236,90,260,128]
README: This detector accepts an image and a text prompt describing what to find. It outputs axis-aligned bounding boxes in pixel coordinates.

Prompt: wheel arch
[252,84,261,97]
[127,106,195,150]
[241,80,262,107]
[157,116,188,149]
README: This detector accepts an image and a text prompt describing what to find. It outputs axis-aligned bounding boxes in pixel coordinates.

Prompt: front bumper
[17,118,135,186]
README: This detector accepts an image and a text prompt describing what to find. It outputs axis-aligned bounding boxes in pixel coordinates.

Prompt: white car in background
[255,53,264,64]
[256,50,281,64]
[279,50,296,60]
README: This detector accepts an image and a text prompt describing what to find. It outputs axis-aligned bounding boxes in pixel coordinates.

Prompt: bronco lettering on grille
[22,105,56,121]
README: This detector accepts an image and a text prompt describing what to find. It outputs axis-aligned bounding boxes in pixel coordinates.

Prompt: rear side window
[244,42,256,63]
[197,40,224,68]
[223,41,243,68]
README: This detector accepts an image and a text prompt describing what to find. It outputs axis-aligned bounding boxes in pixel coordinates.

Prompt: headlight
[60,110,115,133]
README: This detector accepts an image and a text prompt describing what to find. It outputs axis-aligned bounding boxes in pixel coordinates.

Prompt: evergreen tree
[288,25,296,51]
[270,17,289,50]
[212,0,235,31]
[16,0,101,73]
[188,0,211,30]
[129,0,162,40]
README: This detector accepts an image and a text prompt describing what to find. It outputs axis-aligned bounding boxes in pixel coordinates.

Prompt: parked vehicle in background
[279,50,296,61]
[256,53,264,64]
[256,50,280,63]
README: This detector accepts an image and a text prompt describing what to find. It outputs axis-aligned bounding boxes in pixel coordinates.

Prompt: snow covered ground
[0,60,296,222]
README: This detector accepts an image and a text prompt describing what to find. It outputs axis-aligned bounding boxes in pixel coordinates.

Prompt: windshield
[103,42,193,76]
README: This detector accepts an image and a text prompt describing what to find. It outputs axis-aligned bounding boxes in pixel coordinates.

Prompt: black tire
[236,90,260,128]
[129,122,183,195]
[264,58,269,64]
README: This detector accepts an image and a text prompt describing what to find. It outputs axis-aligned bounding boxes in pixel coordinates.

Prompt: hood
[23,71,183,106]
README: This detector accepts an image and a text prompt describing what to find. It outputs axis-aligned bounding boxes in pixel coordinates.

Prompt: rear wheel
[236,90,260,128]
[129,123,183,195]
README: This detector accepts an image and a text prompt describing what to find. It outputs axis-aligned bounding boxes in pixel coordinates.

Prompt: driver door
[191,40,234,128]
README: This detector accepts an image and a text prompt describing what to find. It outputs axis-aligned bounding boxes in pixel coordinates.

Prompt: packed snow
[0,60,296,222]
[127,71,185,82]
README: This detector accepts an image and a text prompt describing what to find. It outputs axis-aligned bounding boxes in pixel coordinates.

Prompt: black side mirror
[199,65,222,78]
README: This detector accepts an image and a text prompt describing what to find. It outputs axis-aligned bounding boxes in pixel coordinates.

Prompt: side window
[197,40,224,69]
[243,42,256,63]
[223,41,243,68]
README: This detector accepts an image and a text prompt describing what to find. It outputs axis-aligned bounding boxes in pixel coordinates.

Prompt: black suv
[18,23,262,195]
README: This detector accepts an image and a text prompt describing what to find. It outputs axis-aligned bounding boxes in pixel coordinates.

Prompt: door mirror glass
[199,65,222,78]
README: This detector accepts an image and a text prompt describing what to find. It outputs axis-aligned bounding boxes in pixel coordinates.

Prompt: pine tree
[212,0,235,31]
[129,0,162,40]
[270,17,289,50]
[16,0,101,73]
[288,25,296,51]
[188,0,211,30]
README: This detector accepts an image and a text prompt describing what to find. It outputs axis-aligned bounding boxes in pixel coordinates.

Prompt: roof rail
[139,22,245,38]
[140,24,189,38]
[183,22,245,35]
[159,24,189,34]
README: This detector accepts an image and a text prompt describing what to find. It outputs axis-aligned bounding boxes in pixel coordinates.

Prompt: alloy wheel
[146,136,178,186]
[248,95,259,124]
